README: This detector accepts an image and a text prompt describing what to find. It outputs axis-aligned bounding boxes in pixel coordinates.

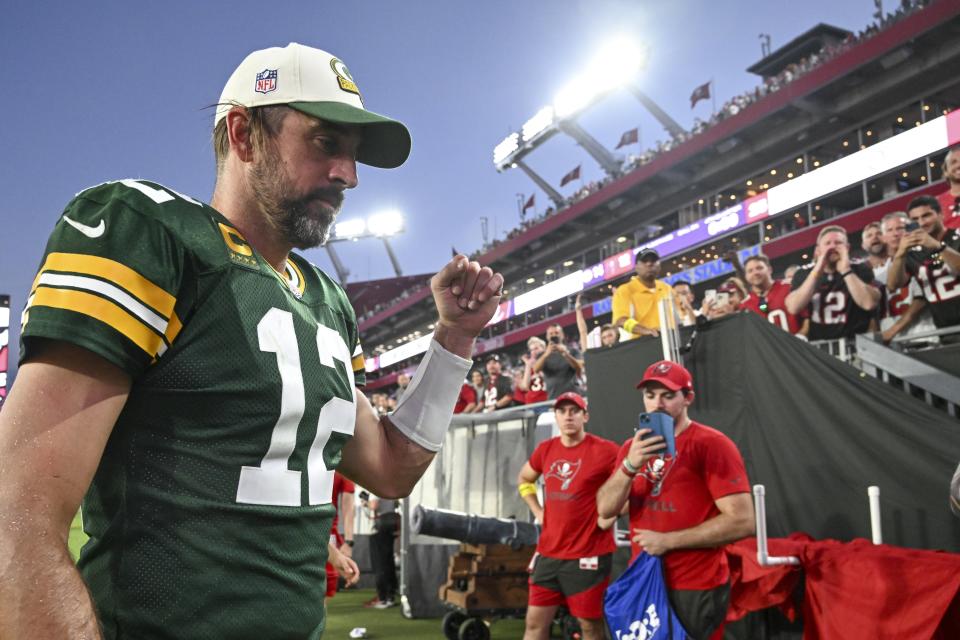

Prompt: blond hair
[816,224,848,244]
[212,104,290,175]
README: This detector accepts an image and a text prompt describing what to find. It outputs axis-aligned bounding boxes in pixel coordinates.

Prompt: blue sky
[0,0,873,375]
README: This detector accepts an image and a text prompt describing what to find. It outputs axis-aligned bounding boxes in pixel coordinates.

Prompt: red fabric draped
[725,536,960,639]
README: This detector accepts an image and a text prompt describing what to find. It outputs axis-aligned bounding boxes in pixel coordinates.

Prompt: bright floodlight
[493,132,520,166]
[590,36,645,91]
[522,106,555,141]
[334,218,366,239]
[368,210,405,237]
[553,75,596,119]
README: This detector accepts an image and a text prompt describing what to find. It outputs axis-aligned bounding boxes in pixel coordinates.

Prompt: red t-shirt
[616,421,750,590]
[330,472,355,546]
[529,433,618,559]
[525,371,548,404]
[454,384,477,413]
[741,280,801,334]
[936,188,960,230]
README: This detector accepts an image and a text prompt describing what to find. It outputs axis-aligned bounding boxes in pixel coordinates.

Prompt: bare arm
[887,243,911,291]
[597,430,665,518]
[575,294,590,350]
[339,391,435,499]
[340,491,355,554]
[881,297,926,344]
[633,492,755,556]
[558,345,584,375]
[596,467,633,519]
[723,250,746,283]
[518,462,543,523]
[340,256,504,499]
[837,251,880,311]
[328,541,359,586]
[845,274,881,311]
[785,261,822,315]
[518,356,532,391]
[0,342,131,639]
[531,345,552,373]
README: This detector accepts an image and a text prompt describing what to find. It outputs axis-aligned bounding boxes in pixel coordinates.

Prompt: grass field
[67,512,528,638]
[326,588,527,639]
[68,511,87,561]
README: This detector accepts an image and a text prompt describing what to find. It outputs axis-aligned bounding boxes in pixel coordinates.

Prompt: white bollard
[753,484,800,566]
[868,485,882,544]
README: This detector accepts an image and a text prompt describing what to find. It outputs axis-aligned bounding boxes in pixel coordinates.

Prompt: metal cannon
[411,505,539,547]
[413,506,542,640]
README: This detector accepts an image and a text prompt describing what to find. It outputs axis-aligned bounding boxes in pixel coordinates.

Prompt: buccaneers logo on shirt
[545,459,582,491]
[640,455,677,497]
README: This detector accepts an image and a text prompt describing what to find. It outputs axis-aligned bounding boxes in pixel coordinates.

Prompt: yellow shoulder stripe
[31,287,164,358]
[34,252,176,318]
[351,353,365,373]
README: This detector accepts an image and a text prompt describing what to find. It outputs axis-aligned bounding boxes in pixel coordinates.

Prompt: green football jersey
[21,179,366,639]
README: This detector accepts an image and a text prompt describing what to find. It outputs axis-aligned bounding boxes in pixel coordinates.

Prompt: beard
[868,241,886,256]
[249,146,344,250]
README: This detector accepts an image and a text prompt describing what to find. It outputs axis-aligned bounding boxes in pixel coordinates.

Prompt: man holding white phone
[597,361,754,640]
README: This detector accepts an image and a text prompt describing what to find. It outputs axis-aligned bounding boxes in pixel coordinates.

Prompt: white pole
[868,485,883,544]
[753,484,801,566]
[754,485,769,565]
[657,300,671,361]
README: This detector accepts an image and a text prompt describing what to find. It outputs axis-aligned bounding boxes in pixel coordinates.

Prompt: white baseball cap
[216,43,411,169]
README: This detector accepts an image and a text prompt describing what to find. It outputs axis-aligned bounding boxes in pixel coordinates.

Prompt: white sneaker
[372,598,396,609]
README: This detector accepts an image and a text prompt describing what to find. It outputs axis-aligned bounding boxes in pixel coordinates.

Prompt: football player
[0,44,503,639]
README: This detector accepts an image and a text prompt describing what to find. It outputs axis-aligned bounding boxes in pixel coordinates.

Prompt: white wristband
[389,338,472,452]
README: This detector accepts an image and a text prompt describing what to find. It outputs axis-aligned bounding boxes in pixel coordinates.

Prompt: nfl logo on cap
[255,69,278,94]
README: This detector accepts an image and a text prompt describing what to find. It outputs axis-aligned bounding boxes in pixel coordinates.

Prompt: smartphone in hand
[637,412,676,457]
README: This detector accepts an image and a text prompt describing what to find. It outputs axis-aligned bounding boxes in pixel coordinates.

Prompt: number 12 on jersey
[237,308,356,507]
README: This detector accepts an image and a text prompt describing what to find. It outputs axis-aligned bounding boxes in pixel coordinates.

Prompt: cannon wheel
[562,612,582,640]
[458,617,491,640]
[442,611,467,640]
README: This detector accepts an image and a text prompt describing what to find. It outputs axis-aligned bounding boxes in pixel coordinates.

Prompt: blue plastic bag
[604,552,688,639]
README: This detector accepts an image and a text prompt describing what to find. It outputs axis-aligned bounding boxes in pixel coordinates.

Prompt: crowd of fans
[369,145,960,405]
[359,0,934,328]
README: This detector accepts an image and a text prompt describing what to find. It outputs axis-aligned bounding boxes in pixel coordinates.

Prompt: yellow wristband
[518,482,538,497]
[623,318,638,333]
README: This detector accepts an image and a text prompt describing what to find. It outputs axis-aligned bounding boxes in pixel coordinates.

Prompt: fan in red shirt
[325,472,359,600]
[453,379,477,413]
[740,255,803,334]
[519,337,549,404]
[517,392,618,640]
[936,145,960,230]
[598,361,754,640]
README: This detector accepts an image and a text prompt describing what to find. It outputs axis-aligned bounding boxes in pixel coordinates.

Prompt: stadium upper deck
[355,0,960,382]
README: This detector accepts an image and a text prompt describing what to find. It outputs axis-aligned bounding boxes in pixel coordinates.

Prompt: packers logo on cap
[330,58,360,97]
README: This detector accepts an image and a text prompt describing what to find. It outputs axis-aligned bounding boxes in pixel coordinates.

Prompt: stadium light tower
[324,210,407,282]
[493,35,683,190]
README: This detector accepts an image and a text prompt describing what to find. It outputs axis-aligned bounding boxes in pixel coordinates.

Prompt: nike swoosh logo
[63,215,105,238]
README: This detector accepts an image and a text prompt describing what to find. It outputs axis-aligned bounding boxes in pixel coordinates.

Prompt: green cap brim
[288,101,411,169]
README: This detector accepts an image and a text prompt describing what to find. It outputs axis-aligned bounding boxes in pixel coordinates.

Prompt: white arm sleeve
[389,338,472,452]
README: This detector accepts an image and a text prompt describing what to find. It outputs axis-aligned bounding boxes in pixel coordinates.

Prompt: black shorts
[529,554,613,619]
[668,582,730,640]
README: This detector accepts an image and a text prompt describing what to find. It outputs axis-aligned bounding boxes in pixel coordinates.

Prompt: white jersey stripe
[36,273,169,335]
